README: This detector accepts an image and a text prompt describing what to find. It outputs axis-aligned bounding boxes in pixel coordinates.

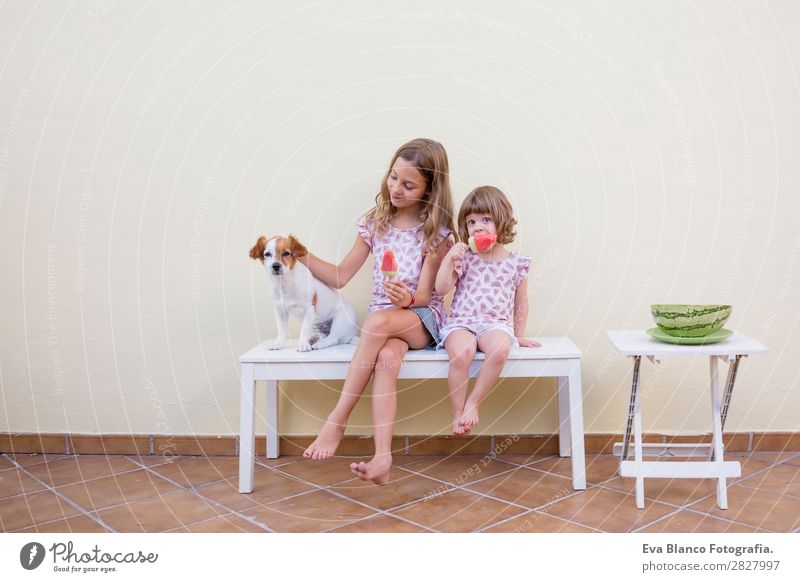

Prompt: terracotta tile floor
[1,451,798,533]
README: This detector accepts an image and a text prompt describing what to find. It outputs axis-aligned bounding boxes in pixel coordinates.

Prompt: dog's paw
[311,338,334,350]
[296,341,312,352]
[266,339,287,350]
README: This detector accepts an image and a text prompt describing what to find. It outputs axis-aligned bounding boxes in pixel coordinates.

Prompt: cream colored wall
[1,1,798,438]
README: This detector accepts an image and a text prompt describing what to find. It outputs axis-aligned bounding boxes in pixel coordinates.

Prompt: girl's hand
[383,279,412,307]
[445,242,468,264]
[517,337,541,348]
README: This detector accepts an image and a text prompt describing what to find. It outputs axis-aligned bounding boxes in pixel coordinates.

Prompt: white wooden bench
[238,337,586,492]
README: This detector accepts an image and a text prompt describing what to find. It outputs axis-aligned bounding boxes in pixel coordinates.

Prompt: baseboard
[2,432,799,457]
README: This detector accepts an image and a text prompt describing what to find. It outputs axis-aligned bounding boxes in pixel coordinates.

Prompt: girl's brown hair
[364,138,455,253]
[457,185,517,244]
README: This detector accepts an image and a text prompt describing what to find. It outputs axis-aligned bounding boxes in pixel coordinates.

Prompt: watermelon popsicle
[381,249,399,278]
[468,233,497,253]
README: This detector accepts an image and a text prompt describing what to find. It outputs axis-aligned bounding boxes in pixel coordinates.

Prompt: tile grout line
[6,467,177,499]
[676,453,800,517]
[162,511,256,533]
[277,456,597,534]
[126,456,275,533]
[320,503,438,533]
[682,506,779,533]
[689,453,800,532]
[420,463,599,533]
[394,463,574,515]
[1,454,178,532]
[631,503,778,534]
[629,506,691,534]
[735,482,800,501]
[8,452,797,533]
[320,498,438,533]
[625,453,798,533]
[8,457,118,533]
[593,480,716,513]
[189,458,423,529]
[475,505,605,533]
[1,455,192,503]
[400,456,615,518]
[20,456,272,529]
[265,464,436,532]
[602,452,800,511]
[272,468,435,532]
[253,457,303,471]
[403,456,552,490]
[2,452,70,468]
[393,464,533,511]
[466,480,604,532]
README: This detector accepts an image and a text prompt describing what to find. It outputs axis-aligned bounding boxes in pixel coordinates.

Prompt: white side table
[607,330,768,509]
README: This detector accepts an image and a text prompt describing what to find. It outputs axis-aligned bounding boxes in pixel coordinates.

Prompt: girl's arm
[298,234,370,289]
[513,277,541,348]
[434,242,467,296]
[413,247,444,307]
[384,238,451,308]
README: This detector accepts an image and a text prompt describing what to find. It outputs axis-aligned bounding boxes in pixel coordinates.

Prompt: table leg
[719,355,742,437]
[238,363,256,494]
[621,356,642,465]
[565,361,586,490]
[266,379,279,459]
[709,356,728,509]
[708,355,742,462]
[633,360,645,508]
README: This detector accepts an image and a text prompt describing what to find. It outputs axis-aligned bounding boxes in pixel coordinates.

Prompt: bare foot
[457,404,480,433]
[452,412,470,435]
[349,453,392,485]
[303,417,346,460]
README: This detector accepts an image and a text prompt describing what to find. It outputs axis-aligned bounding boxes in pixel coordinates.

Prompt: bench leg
[560,360,586,490]
[238,363,256,494]
[266,379,279,459]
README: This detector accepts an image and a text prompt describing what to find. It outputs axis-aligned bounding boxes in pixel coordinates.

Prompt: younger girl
[298,138,454,485]
[435,186,540,435]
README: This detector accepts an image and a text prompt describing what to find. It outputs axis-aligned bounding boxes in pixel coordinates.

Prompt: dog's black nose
[271,262,281,273]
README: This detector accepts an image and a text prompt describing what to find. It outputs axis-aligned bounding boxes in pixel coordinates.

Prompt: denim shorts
[409,306,441,349]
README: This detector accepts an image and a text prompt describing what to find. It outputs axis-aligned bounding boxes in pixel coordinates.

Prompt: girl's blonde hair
[364,138,455,253]
[457,185,517,244]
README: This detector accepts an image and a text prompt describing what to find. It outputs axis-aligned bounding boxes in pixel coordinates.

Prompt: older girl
[299,138,454,484]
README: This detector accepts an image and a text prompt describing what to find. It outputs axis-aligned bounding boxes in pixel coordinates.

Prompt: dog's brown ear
[249,236,267,261]
[288,235,307,258]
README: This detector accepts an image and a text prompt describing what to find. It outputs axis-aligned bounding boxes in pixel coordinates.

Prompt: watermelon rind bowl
[650,304,732,338]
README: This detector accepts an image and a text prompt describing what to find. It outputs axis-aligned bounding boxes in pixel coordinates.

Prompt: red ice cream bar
[468,233,497,253]
[381,249,399,278]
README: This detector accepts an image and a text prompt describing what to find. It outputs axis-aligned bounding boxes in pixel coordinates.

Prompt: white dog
[249,234,357,351]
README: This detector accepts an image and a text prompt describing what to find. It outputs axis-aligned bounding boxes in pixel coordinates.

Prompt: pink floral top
[357,216,452,328]
[447,251,532,328]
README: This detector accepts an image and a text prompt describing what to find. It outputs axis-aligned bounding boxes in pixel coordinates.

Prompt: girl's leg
[444,330,478,435]
[304,309,431,460]
[350,338,408,484]
[458,330,512,433]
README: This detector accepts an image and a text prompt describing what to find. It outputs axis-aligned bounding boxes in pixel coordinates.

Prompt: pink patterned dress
[438,251,532,347]
[357,216,452,330]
